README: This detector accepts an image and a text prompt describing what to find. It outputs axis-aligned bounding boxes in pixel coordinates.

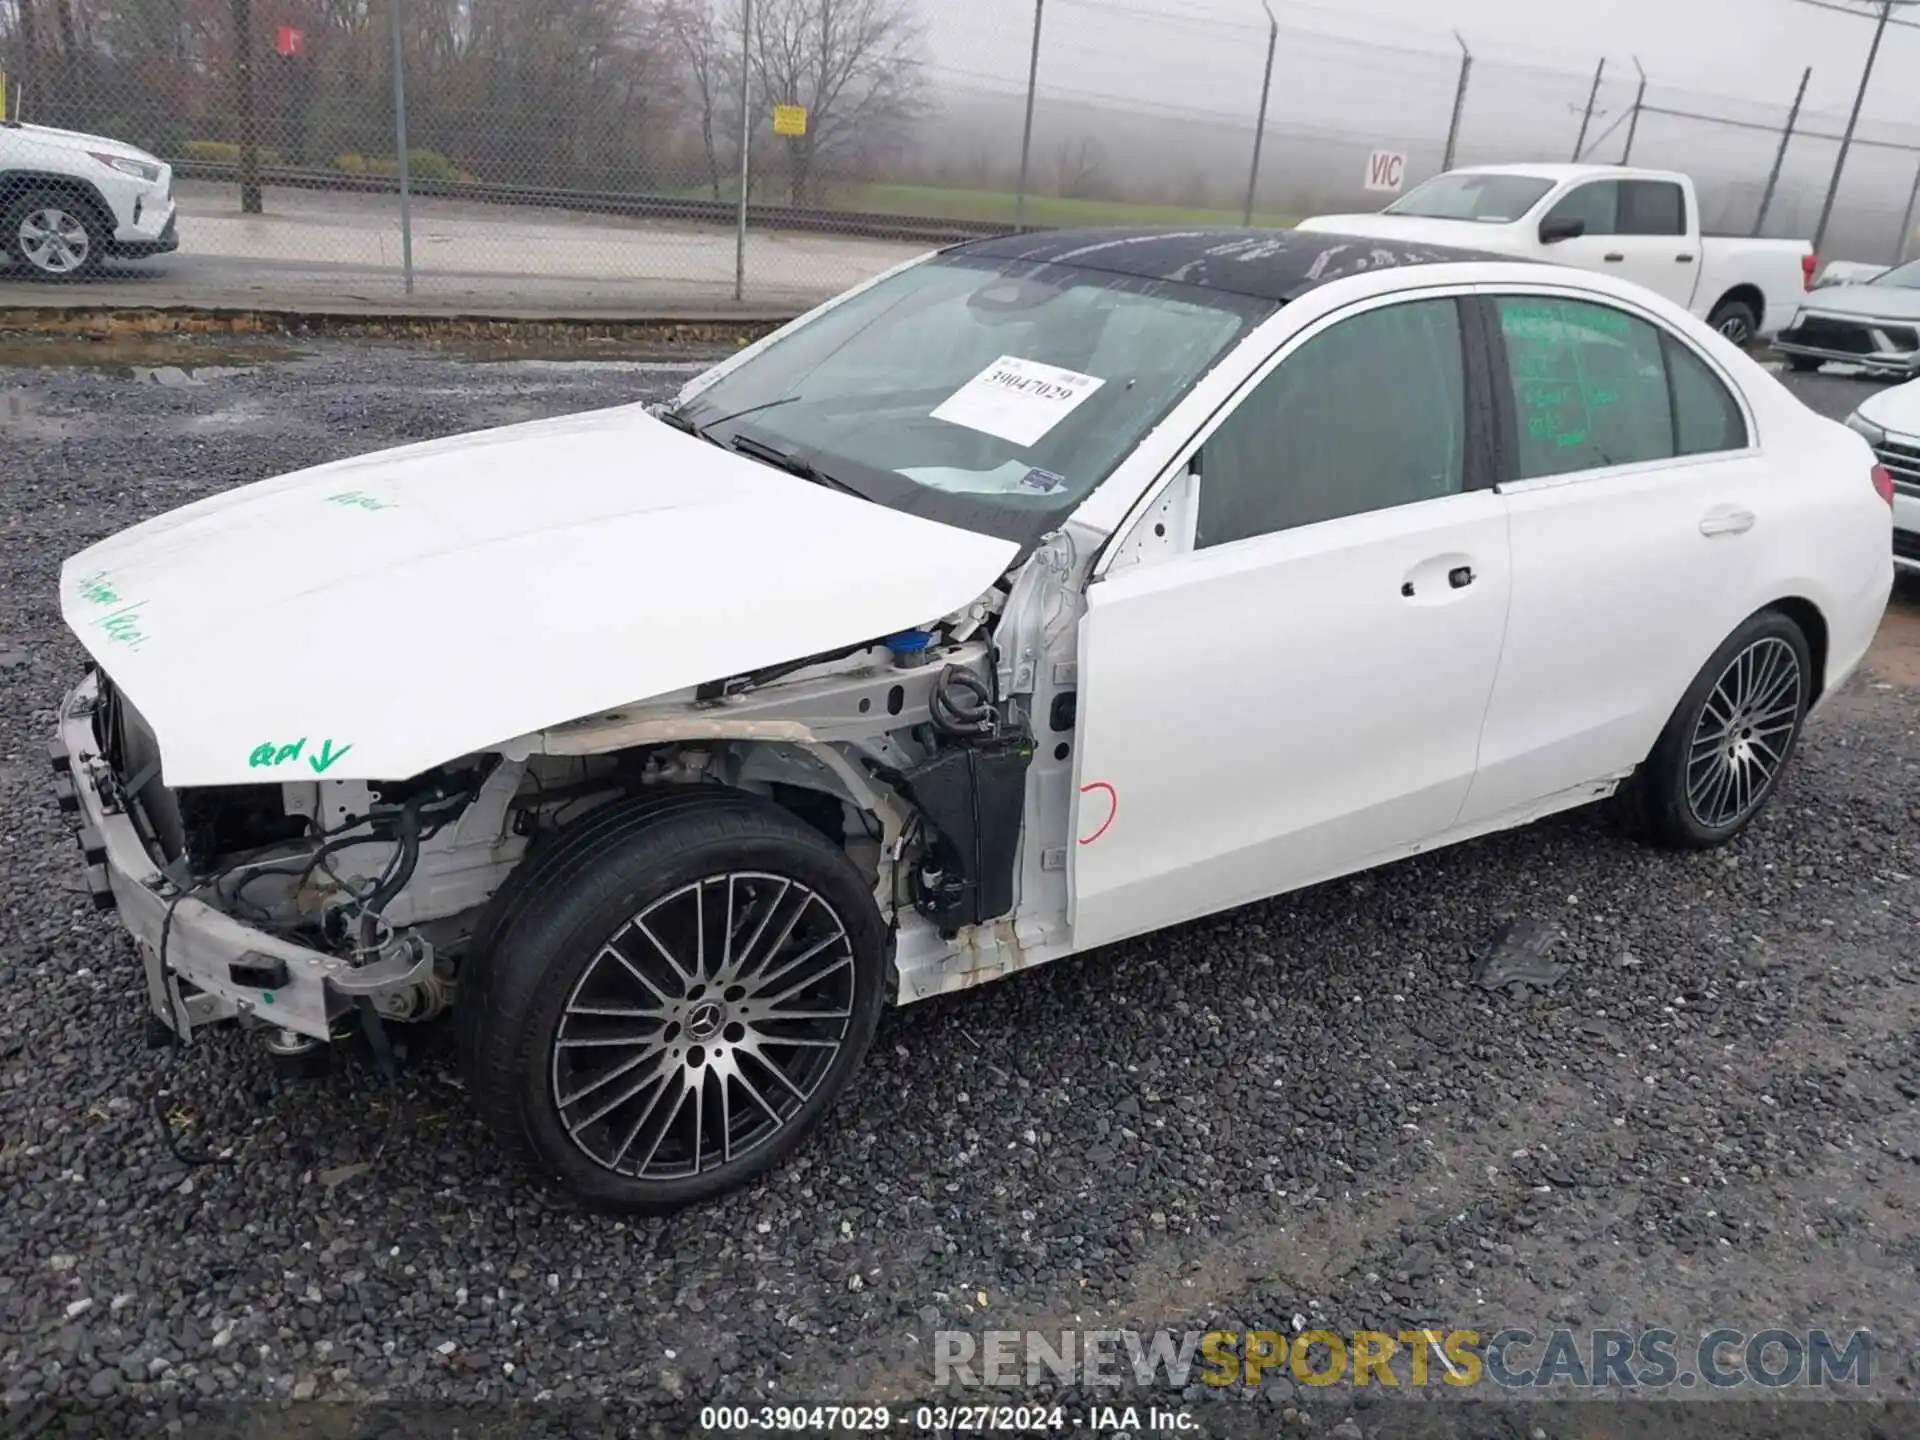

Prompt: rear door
[1069,291,1514,951]
[1455,286,1777,827]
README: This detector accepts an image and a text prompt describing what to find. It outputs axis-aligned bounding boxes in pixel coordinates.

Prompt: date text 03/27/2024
[696,1405,1194,1433]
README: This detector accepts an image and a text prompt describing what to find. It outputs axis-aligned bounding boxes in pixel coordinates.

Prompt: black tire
[1,187,107,279]
[1707,297,1760,349]
[459,788,886,1213]
[1612,608,1813,850]
[1786,354,1823,373]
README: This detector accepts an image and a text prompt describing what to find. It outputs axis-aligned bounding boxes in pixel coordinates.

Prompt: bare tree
[1052,135,1106,200]
[743,0,925,205]
[662,0,737,198]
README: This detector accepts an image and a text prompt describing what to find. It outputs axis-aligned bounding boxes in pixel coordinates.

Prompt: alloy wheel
[1685,635,1802,830]
[549,872,856,1179]
[19,207,91,275]
[1716,313,1753,346]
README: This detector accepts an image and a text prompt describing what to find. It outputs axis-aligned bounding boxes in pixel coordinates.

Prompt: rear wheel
[2,188,105,279]
[460,790,887,1213]
[1707,297,1760,349]
[1614,609,1812,849]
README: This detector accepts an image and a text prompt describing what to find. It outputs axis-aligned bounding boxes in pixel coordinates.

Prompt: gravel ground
[0,340,1917,1439]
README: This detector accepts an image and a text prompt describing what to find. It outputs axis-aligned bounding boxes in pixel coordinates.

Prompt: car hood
[1856,374,1920,438]
[60,405,1019,788]
[1794,283,1920,323]
[14,123,161,166]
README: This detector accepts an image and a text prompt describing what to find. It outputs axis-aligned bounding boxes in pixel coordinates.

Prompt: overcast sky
[928,0,1920,136]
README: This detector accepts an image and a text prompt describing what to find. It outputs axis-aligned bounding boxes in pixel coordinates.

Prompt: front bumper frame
[51,673,421,1044]
[106,209,179,260]
[1775,311,1920,375]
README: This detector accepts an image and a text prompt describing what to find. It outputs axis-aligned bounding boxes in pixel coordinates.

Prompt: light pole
[1242,0,1277,226]
[734,0,752,300]
[1013,0,1044,230]
[1441,31,1472,173]
[1571,57,1606,162]
[1620,57,1647,164]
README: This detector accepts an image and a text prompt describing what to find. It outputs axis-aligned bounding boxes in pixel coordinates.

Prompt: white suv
[0,120,177,279]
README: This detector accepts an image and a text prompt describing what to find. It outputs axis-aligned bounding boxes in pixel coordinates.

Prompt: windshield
[1387,173,1555,223]
[669,253,1269,545]
[1872,258,1920,289]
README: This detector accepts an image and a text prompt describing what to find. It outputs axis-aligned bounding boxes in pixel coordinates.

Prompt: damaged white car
[51,228,1894,1211]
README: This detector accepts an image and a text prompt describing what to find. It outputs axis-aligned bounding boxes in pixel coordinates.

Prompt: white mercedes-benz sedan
[49,228,1895,1212]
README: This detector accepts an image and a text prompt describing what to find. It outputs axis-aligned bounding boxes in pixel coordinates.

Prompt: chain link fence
[0,0,1914,312]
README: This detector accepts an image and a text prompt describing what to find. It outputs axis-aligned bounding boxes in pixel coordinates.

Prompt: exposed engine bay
[68,531,1086,1052]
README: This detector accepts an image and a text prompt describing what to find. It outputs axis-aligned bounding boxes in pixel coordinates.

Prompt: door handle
[1677,253,1696,263]
[1448,565,1475,588]
[1699,506,1755,537]
[1603,252,1626,263]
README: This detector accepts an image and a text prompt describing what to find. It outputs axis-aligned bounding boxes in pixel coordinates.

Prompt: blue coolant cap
[886,630,933,653]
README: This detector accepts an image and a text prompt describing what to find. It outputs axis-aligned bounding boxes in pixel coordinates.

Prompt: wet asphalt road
[0,339,1916,1439]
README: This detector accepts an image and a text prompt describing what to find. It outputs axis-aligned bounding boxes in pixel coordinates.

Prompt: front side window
[1544,181,1620,236]
[1495,295,1749,479]
[1195,298,1468,549]
[670,255,1269,546]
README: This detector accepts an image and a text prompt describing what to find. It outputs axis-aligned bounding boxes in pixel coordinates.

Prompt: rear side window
[1494,296,1748,479]
[1619,181,1687,236]
[1665,334,1749,454]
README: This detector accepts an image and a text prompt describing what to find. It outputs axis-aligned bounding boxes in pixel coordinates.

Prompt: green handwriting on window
[248,737,354,774]
[325,490,396,512]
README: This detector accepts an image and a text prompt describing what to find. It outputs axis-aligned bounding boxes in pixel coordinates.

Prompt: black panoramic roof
[946,227,1520,304]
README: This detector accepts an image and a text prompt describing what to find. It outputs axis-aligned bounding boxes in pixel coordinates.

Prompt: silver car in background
[1777,259,1920,375]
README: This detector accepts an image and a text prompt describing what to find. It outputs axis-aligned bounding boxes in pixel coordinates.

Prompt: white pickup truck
[1297,164,1815,347]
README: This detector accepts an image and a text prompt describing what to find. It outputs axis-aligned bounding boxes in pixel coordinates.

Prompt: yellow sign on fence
[772,104,808,138]
[0,72,8,122]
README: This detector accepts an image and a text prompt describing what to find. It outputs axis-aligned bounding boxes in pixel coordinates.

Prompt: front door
[1069,294,1515,952]
[1543,179,1697,312]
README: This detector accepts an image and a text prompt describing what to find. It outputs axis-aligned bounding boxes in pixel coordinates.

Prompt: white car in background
[1298,164,1816,347]
[1844,381,1920,570]
[49,228,1893,1213]
[0,119,177,278]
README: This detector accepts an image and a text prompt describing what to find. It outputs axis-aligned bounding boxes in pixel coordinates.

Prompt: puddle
[0,390,81,440]
[0,334,310,374]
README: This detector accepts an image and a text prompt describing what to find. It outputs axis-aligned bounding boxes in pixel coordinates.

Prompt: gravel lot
[0,339,1917,1438]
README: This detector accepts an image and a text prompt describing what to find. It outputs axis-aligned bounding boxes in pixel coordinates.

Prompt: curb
[0,303,797,347]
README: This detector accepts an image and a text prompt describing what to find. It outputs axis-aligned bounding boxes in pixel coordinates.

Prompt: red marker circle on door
[1078,781,1118,845]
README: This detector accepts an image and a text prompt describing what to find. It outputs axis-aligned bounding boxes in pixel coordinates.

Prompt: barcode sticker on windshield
[931,356,1105,448]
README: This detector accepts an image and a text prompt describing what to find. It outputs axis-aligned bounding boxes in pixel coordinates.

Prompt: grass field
[828,183,1301,231]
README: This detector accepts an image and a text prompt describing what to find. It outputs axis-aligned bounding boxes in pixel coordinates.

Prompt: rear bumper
[51,672,384,1044]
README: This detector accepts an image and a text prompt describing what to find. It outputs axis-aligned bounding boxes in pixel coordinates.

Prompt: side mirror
[1539,216,1586,244]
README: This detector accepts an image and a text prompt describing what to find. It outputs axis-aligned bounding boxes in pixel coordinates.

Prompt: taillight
[1872,464,1895,507]
[1803,253,1818,290]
